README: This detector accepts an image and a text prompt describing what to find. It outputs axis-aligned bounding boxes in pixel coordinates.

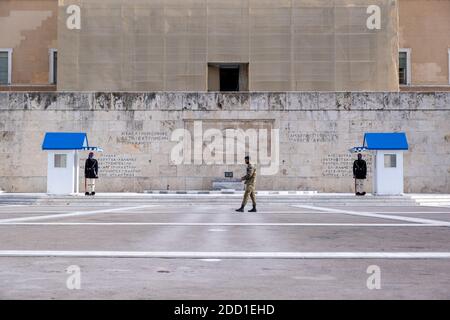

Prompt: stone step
[409,194,450,207]
[144,190,320,195]
[0,193,419,207]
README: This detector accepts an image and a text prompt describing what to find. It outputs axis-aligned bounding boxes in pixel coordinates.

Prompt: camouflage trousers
[241,185,256,207]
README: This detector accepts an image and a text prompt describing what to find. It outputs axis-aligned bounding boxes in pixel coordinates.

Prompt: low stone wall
[0,91,449,193]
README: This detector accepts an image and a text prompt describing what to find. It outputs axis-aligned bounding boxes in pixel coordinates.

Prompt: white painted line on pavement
[0,205,159,224]
[324,211,450,214]
[0,210,326,215]
[200,259,222,262]
[83,211,327,214]
[0,211,76,215]
[0,222,448,227]
[1,210,450,217]
[0,250,450,259]
[292,205,450,226]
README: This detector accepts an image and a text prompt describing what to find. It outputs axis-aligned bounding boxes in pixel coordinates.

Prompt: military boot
[235,207,244,212]
[248,206,257,213]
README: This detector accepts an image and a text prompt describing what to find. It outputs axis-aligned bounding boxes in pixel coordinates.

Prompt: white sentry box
[46,150,80,195]
[373,150,405,195]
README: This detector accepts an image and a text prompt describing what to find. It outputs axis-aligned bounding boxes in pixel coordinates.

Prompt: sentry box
[42,132,102,195]
[350,133,409,195]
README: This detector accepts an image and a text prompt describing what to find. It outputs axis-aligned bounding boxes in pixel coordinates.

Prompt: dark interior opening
[220,66,240,91]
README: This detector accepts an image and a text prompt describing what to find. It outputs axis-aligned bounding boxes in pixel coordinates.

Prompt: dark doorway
[220,65,239,91]
[208,63,248,92]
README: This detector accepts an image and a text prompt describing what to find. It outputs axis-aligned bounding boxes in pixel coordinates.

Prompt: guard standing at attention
[235,156,257,213]
[353,153,367,196]
[85,152,99,196]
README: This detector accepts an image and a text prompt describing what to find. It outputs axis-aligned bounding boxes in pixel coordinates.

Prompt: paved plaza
[0,194,449,299]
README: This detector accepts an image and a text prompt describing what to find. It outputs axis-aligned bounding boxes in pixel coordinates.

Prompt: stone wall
[58,0,399,92]
[0,91,449,193]
[0,0,58,87]
[399,0,450,86]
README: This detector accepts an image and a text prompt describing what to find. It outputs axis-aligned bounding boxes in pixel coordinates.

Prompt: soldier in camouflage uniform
[235,156,257,213]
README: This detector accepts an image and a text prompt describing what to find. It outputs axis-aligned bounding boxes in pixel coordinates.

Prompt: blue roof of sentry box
[363,133,409,150]
[42,132,89,150]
